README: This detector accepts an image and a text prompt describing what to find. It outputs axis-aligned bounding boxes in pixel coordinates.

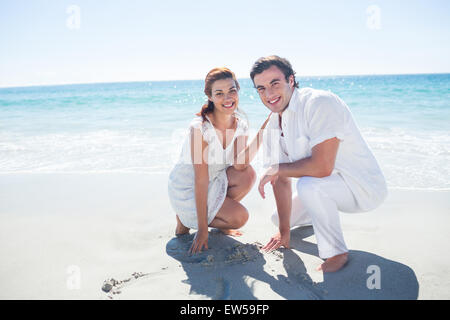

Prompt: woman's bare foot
[219,229,243,237]
[175,215,190,236]
[316,252,348,272]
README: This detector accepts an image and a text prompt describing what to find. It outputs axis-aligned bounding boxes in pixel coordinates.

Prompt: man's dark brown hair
[250,55,299,88]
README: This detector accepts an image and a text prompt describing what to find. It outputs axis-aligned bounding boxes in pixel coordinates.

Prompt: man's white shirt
[262,87,388,212]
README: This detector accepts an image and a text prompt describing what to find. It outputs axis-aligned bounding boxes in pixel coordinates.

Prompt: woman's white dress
[168,114,249,229]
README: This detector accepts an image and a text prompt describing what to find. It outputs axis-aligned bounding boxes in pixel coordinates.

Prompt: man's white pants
[271,173,360,259]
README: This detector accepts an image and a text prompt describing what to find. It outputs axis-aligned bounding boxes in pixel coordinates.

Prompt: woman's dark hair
[250,55,299,88]
[197,67,240,121]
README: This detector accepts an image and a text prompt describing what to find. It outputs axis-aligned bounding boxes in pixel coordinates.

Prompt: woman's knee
[233,204,249,228]
[244,165,257,188]
[227,165,256,189]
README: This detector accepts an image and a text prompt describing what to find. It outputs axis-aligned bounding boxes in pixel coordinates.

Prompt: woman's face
[209,78,239,116]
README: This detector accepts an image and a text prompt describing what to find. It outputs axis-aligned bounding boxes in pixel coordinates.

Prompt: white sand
[0,173,449,299]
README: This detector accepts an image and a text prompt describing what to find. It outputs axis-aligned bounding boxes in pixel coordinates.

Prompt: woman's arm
[233,113,272,170]
[189,127,209,254]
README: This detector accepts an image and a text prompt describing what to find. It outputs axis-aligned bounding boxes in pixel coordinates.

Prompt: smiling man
[251,55,388,272]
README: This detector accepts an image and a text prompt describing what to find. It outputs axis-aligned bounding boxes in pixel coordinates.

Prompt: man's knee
[272,175,291,190]
[296,177,323,204]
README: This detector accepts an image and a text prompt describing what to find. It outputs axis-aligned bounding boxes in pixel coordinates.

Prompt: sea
[0,74,449,190]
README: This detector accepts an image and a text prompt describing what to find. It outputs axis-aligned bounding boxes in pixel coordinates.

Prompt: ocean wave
[0,126,449,191]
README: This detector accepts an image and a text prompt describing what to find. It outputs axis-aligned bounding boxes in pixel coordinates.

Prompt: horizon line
[1,71,449,90]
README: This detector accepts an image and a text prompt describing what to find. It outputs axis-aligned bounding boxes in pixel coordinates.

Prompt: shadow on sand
[166,227,418,300]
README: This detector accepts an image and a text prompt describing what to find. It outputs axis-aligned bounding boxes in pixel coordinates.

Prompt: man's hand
[262,231,290,252]
[258,165,280,199]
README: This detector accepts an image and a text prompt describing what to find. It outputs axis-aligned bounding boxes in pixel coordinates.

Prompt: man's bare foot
[175,215,190,236]
[316,252,348,272]
[219,229,243,237]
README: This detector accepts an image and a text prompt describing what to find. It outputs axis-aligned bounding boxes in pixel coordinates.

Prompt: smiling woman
[197,67,241,123]
[168,67,264,255]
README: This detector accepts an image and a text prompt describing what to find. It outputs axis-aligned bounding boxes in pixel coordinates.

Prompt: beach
[2,0,449,301]
[0,75,449,299]
[1,172,449,299]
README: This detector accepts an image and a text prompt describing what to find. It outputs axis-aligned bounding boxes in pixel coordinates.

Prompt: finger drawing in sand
[3,1,448,301]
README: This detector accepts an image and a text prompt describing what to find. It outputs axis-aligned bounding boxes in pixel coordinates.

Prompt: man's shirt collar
[281,88,299,116]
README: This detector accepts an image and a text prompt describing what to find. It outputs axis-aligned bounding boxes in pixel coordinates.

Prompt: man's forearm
[277,157,329,179]
[272,177,292,233]
[276,137,340,178]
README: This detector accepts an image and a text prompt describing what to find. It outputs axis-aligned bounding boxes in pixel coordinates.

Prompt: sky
[0,0,449,87]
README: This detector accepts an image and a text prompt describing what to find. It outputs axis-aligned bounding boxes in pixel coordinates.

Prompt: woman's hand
[189,228,209,255]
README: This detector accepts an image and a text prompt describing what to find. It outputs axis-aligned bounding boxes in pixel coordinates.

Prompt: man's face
[253,65,295,114]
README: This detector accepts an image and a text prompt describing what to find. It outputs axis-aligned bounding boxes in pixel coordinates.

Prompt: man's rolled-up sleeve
[305,92,349,149]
